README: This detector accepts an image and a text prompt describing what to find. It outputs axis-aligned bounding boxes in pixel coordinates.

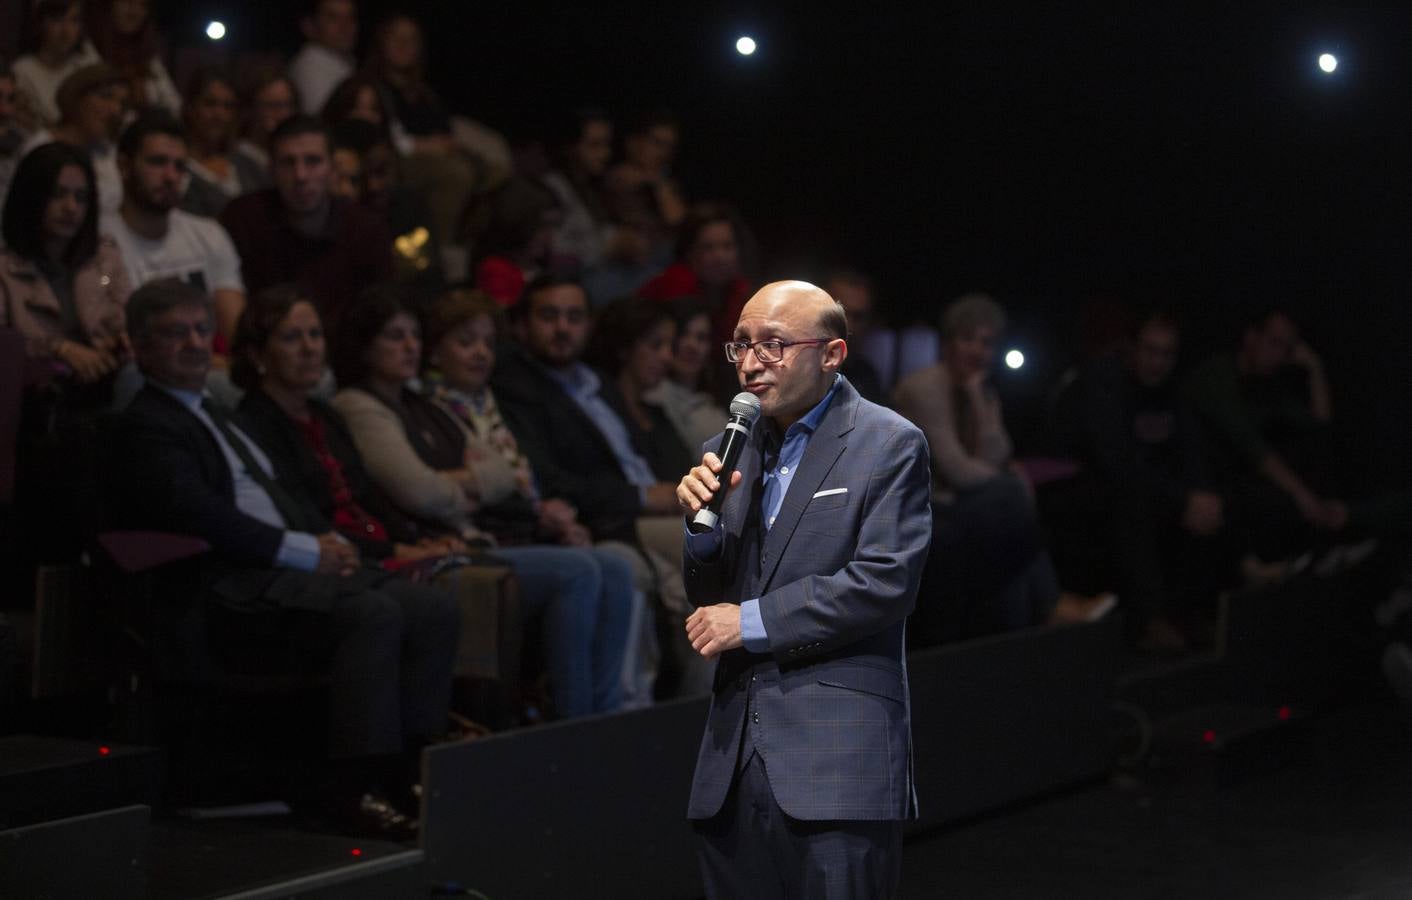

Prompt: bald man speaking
[677,281,932,898]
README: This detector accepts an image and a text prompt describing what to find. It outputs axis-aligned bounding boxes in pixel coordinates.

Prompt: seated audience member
[493,276,709,698]
[645,297,728,450]
[638,202,752,344]
[1,142,131,561]
[1070,311,1223,652]
[86,0,180,116]
[320,73,392,135]
[105,111,245,350]
[289,0,357,118]
[179,68,264,218]
[220,115,392,340]
[330,118,443,298]
[585,296,694,482]
[541,107,640,274]
[20,64,128,214]
[110,278,458,837]
[232,66,297,176]
[494,277,684,540]
[603,111,686,265]
[1183,309,1347,562]
[11,0,101,129]
[894,294,1113,641]
[823,268,889,405]
[327,285,633,717]
[0,142,130,391]
[473,176,561,306]
[364,12,511,272]
[0,68,28,206]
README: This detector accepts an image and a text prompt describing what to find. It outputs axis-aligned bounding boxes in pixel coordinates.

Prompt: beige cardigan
[330,386,520,534]
[0,240,131,361]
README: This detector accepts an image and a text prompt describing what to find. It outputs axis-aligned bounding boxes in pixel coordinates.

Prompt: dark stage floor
[901,702,1412,899]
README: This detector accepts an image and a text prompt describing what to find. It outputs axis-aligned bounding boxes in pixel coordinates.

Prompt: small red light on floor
[98,746,111,756]
[1202,729,1216,744]
[350,848,362,857]
[1278,706,1291,721]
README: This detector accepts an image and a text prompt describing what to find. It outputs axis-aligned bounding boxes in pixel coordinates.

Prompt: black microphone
[688,392,762,534]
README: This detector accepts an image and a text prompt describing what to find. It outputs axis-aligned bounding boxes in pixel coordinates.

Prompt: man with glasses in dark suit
[677,280,932,898]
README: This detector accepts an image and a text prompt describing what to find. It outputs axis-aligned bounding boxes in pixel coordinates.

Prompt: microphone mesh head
[729,392,762,422]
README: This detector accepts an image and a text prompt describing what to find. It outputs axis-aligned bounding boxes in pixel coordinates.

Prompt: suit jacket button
[752,712,760,724]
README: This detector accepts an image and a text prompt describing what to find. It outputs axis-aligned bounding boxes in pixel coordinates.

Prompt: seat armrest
[98,531,211,575]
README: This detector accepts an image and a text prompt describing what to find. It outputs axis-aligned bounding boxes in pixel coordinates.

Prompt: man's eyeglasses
[724,338,832,364]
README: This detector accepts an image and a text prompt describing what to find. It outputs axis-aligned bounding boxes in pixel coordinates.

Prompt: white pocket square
[812,488,848,499]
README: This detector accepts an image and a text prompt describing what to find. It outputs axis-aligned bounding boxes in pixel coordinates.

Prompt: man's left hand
[686,604,743,659]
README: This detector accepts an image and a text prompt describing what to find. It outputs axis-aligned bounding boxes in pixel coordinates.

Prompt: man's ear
[822,337,848,373]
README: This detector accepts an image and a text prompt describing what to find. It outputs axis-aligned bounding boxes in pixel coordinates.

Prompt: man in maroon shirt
[220,115,391,339]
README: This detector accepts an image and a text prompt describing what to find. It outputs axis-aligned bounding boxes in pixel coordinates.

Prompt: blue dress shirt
[685,375,843,651]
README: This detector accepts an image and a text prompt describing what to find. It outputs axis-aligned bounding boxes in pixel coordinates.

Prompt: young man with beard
[104,110,246,349]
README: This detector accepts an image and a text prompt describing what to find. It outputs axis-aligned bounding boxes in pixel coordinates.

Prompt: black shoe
[340,792,418,842]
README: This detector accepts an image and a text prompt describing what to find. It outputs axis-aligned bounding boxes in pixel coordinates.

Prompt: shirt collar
[788,373,842,438]
[150,380,205,412]
[544,361,599,396]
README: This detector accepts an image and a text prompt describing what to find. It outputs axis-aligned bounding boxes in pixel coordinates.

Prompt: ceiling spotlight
[1318,53,1337,74]
[1005,350,1025,370]
[206,21,227,41]
[736,36,757,56]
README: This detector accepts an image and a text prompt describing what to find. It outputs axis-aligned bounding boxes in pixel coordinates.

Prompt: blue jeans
[494,546,634,717]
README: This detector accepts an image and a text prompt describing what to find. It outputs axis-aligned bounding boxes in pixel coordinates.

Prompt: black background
[151,1,1412,484]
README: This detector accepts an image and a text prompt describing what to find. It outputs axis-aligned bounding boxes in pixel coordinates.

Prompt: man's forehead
[276,135,329,158]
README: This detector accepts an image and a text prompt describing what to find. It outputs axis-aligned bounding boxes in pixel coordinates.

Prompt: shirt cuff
[683,519,723,562]
[277,531,321,572]
[739,599,769,652]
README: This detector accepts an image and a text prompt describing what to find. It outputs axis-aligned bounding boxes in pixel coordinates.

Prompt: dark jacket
[491,346,641,543]
[106,384,375,613]
[235,387,421,559]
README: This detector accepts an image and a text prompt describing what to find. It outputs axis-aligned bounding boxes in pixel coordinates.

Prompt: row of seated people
[0,0,751,334]
[899,293,1395,654]
[0,92,1384,670]
[98,273,751,836]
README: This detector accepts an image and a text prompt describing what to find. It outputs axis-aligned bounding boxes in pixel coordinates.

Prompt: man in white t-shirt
[104,111,246,347]
[289,0,358,116]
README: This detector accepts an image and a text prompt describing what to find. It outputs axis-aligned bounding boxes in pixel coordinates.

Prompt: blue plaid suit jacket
[684,377,932,821]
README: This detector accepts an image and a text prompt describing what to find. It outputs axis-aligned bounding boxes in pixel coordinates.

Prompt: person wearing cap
[18,62,128,214]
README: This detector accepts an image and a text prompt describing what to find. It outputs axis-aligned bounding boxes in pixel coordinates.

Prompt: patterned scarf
[423,371,537,499]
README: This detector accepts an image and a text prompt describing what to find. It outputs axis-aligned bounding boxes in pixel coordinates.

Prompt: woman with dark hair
[232,66,297,175]
[86,0,180,115]
[329,285,634,718]
[11,0,100,128]
[541,107,645,274]
[0,142,131,386]
[320,75,393,137]
[180,68,264,217]
[638,201,753,343]
[645,297,727,451]
[230,285,460,563]
[585,296,694,482]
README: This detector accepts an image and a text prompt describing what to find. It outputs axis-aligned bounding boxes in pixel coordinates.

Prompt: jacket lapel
[757,380,859,593]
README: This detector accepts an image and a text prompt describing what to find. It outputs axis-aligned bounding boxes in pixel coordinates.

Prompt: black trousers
[693,750,902,900]
[209,574,459,759]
